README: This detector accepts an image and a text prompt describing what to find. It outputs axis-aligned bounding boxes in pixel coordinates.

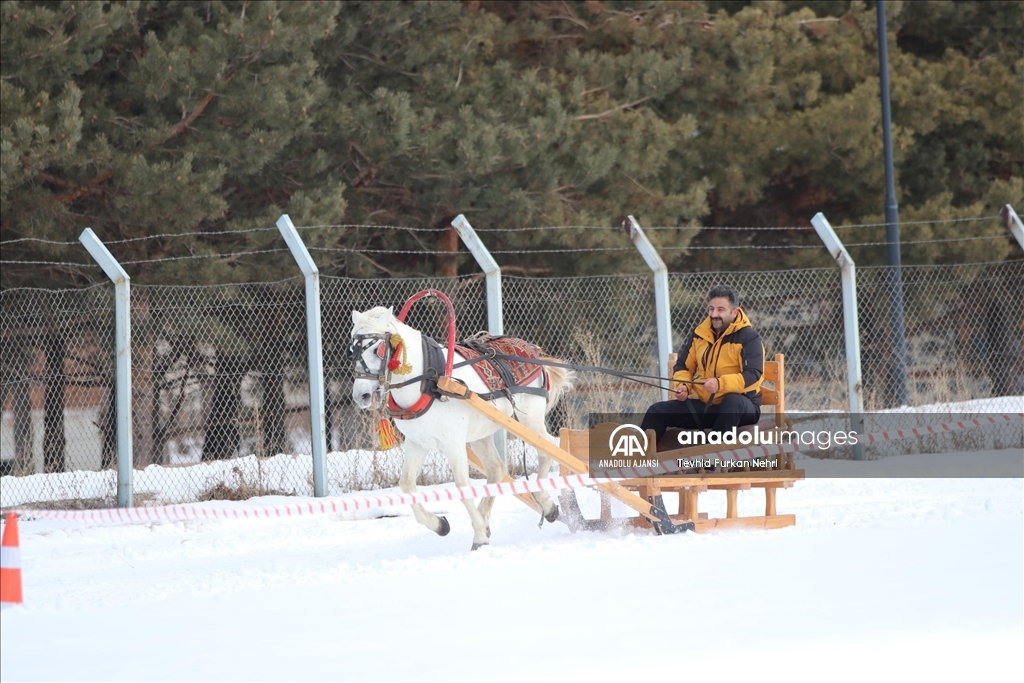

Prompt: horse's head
[348,306,399,409]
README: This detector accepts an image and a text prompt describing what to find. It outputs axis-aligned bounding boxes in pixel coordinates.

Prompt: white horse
[349,306,572,550]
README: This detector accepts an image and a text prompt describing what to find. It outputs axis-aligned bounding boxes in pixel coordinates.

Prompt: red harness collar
[386,392,434,420]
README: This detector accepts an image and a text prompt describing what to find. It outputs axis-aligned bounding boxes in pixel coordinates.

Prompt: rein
[388,352,707,394]
[351,287,714,428]
[352,335,713,404]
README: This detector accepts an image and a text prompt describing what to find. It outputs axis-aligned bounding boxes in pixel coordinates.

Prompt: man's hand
[672,383,689,401]
[703,377,720,394]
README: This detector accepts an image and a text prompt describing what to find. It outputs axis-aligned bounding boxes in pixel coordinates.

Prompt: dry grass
[196,404,293,501]
[197,465,290,501]
[4,491,157,512]
[560,327,641,425]
[784,356,848,413]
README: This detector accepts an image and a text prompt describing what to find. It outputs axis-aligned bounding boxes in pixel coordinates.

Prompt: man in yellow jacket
[641,285,764,442]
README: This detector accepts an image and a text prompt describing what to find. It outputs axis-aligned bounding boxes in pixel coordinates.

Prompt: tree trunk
[325,391,335,452]
[202,353,242,460]
[434,224,459,278]
[262,354,288,457]
[132,341,155,468]
[258,290,290,458]
[131,290,154,468]
[151,352,171,467]
[99,383,117,469]
[42,333,67,473]
[12,343,35,475]
[152,344,190,467]
[985,275,1018,398]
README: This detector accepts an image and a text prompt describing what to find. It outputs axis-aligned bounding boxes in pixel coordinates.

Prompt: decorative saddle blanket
[455,335,547,398]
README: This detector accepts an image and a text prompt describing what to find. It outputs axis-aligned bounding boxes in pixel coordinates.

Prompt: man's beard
[711,317,724,332]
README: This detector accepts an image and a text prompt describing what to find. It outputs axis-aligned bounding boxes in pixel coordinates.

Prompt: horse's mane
[352,306,398,335]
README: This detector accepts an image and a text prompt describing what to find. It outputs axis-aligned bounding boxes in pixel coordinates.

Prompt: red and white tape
[9,413,1020,524]
[10,473,614,524]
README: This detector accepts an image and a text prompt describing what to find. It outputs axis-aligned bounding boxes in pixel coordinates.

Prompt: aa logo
[608,424,649,458]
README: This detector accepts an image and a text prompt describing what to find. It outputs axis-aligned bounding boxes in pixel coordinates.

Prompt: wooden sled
[557,353,803,534]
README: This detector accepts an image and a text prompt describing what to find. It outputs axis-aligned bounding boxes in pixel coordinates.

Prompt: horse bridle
[347,332,395,387]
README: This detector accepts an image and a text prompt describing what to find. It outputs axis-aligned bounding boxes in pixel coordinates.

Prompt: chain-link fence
[127,279,314,503]
[3,260,1022,508]
[669,262,1024,414]
[857,262,1024,411]
[0,284,117,504]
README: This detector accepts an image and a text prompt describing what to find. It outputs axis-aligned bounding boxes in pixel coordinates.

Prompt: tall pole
[451,215,507,461]
[1001,205,1024,251]
[277,215,327,497]
[451,216,503,337]
[79,229,133,507]
[877,0,909,406]
[624,216,671,401]
[812,213,866,460]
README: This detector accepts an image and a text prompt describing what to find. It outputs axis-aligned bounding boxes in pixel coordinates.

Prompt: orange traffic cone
[1,513,23,605]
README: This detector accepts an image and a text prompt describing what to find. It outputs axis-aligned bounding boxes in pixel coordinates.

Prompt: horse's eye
[376,343,386,358]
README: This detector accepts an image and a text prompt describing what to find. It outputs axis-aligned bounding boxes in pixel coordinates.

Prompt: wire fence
[857,262,1024,410]
[0,285,115,488]
[2,260,1022,508]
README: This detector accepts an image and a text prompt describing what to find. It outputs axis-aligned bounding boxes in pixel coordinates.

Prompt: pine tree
[4,1,1017,280]
[1,1,345,465]
[308,1,711,278]
[665,0,1022,271]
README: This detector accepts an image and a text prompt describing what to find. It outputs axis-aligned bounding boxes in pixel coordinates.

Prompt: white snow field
[2,453,1022,683]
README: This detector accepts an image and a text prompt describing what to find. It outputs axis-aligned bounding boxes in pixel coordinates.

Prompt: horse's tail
[541,356,574,413]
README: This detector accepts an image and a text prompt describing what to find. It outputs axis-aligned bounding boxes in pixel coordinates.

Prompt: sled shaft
[438,377,661,523]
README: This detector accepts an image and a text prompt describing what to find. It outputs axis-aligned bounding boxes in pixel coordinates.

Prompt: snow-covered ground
[2,456,1021,681]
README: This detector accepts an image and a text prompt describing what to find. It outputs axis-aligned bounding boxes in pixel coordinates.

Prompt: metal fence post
[624,217,671,401]
[1002,205,1024,250]
[811,213,866,460]
[451,214,507,460]
[451,215,503,336]
[79,229,134,506]
[277,215,327,497]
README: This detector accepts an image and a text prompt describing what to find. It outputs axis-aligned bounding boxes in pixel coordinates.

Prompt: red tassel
[387,341,403,371]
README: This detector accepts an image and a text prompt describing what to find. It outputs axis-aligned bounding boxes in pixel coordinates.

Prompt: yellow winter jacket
[671,307,764,405]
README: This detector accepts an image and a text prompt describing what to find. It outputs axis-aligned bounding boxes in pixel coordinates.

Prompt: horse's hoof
[544,505,560,524]
[435,516,450,537]
[471,541,489,551]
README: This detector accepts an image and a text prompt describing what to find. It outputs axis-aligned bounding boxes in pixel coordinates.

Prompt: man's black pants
[640,393,761,443]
